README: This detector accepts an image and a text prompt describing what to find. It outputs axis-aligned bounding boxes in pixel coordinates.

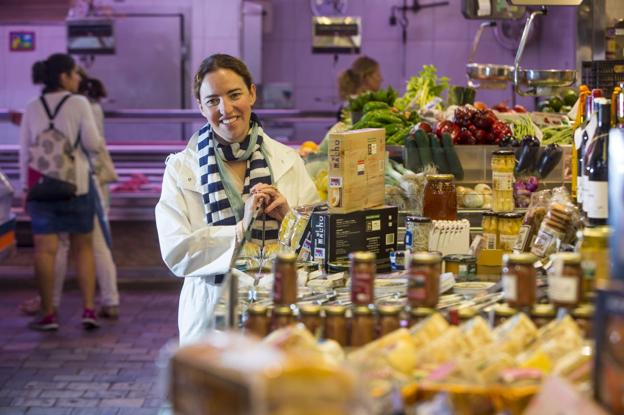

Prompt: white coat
[155,130,320,344]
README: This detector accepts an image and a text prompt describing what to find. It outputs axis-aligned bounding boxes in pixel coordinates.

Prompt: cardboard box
[327,128,385,214]
[311,205,398,273]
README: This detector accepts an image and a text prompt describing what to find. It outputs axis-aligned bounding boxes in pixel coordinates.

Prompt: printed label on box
[369,143,377,155]
[329,177,342,188]
[357,160,365,175]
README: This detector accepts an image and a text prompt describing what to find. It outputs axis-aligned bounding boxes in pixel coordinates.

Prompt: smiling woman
[155,54,320,345]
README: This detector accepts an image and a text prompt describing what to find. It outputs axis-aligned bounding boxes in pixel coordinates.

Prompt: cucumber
[441,133,464,180]
[404,133,422,173]
[429,133,450,174]
[414,129,433,168]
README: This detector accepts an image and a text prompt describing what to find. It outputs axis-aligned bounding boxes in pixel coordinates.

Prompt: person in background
[19,53,102,331]
[318,55,383,154]
[155,54,319,345]
[53,71,120,319]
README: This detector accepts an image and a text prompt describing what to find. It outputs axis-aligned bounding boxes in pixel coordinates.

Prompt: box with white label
[327,128,385,214]
[310,205,398,272]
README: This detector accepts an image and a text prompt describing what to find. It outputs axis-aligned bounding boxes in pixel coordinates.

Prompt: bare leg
[33,234,60,316]
[69,232,96,310]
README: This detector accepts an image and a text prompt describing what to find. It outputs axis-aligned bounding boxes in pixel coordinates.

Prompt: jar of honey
[491,150,516,212]
[423,174,457,220]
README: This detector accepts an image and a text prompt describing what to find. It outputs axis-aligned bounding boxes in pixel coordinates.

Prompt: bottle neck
[597,104,611,131]
[616,92,624,128]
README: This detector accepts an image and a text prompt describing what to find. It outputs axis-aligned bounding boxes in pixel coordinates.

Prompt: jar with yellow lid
[272,305,295,331]
[409,307,435,327]
[491,303,517,327]
[549,252,584,310]
[423,174,457,220]
[571,303,595,338]
[502,253,537,310]
[323,305,348,346]
[378,304,402,337]
[491,150,516,212]
[530,304,556,328]
[580,226,611,293]
[481,211,498,250]
[351,305,377,347]
[245,304,270,337]
[498,212,524,251]
[299,304,322,336]
[458,307,478,323]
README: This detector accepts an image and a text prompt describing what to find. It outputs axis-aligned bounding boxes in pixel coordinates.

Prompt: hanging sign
[10,32,35,51]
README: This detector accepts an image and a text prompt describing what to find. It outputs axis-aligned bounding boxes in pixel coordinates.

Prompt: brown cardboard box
[327,128,385,214]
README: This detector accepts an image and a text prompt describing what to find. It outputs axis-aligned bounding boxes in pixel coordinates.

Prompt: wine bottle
[572,86,589,201]
[584,98,610,226]
[578,89,602,211]
[609,83,624,279]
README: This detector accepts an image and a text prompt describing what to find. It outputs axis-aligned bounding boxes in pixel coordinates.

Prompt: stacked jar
[502,253,537,311]
[498,212,524,251]
[407,252,442,310]
[349,252,377,347]
[548,252,584,311]
[423,174,457,220]
[491,150,516,212]
[482,211,499,249]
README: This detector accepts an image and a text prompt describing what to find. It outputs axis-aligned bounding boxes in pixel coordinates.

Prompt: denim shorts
[27,184,96,235]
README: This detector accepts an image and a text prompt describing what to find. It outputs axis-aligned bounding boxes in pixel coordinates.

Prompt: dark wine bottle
[609,83,624,280]
[584,98,610,226]
[578,89,602,210]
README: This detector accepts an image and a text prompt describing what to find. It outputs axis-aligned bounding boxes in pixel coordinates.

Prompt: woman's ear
[249,84,257,106]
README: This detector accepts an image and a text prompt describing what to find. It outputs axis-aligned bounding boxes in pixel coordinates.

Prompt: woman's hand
[251,184,289,222]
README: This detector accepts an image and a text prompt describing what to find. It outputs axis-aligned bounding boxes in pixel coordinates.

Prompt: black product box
[593,285,624,414]
[311,205,398,273]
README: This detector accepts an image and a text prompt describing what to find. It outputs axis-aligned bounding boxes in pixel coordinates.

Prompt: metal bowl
[514,68,576,96]
[466,63,514,89]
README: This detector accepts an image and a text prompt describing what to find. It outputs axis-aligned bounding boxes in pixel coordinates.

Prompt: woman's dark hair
[79,77,107,100]
[193,54,253,101]
[337,55,379,100]
[31,53,76,93]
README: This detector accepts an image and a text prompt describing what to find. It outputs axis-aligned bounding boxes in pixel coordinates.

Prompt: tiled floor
[0,288,180,415]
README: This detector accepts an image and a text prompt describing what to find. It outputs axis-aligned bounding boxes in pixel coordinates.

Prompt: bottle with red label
[407,252,441,308]
[349,251,376,305]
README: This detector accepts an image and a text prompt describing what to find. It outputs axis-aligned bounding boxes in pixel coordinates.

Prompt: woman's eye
[207,98,220,106]
[230,92,242,100]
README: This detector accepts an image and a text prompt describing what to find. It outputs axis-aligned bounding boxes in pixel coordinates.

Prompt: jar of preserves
[491,303,517,327]
[571,303,595,338]
[349,251,376,305]
[580,226,611,293]
[549,252,584,309]
[323,305,348,346]
[299,304,322,336]
[530,304,556,328]
[481,211,498,250]
[272,305,295,331]
[378,304,402,336]
[407,252,442,308]
[423,174,457,220]
[351,305,376,347]
[498,212,524,251]
[491,150,516,212]
[443,254,476,280]
[458,307,478,323]
[273,252,298,305]
[405,216,432,252]
[245,304,270,337]
[502,253,537,310]
[409,307,435,327]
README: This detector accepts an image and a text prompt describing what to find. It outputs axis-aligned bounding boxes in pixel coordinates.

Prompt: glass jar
[481,211,499,250]
[571,303,595,338]
[502,253,537,310]
[323,305,348,346]
[245,304,270,338]
[378,305,402,337]
[443,254,476,280]
[423,174,457,220]
[405,216,432,252]
[491,150,516,212]
[299,304,322,336]
[549,252,584,309]
[409,307,435,327]
[458,307,478,323]
[530,304,556,328]
[580,226,611,293]
[498,212,524,251]
[349,251,376,306]
[407,252,442,308]
[491,303,517,327]
[272,305,295,331]
[273,252,298,305]
[350,305,376,347]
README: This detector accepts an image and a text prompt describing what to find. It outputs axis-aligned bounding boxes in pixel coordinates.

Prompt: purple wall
[262,1,577,141]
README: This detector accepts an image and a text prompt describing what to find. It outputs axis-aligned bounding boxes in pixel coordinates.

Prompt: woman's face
[60,65,81,93]
[363,68,383,92]
[198,68,256,144]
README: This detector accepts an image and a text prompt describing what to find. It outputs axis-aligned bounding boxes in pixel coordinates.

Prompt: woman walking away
[19,53,103,330]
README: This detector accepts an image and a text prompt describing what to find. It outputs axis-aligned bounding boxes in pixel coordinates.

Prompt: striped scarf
[197,114,280,248]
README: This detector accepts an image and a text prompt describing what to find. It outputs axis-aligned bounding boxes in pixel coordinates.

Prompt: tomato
[416,121,433,133]
[436,121,461,142]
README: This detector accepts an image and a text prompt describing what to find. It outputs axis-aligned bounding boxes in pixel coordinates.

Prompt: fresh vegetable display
[536,144,564,179]
[541,125,574,145]
[346,86,398,113]
[439,106,512,145]
[394,65,449,111]
[537,89,578,114]
[514,176,540,208]
[403,127,464,180]
[514,136,541,176]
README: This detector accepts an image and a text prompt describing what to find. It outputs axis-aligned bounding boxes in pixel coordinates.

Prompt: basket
[581,60,624,96]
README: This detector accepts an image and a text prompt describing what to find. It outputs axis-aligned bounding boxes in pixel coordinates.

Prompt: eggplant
[515,136,540,175]
[536,144,563,179]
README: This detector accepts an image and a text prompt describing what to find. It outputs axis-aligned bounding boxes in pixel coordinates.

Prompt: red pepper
[436,120,461,143]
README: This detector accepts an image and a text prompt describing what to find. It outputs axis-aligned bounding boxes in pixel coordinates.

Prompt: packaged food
[513,190,551,252]
[245,304,270,338]
[531,189,581,257]
[350,305,376,347]
[579,226,611,293]
[409,307,436,327]
[299,304,322,337]
[530,304,556,328]
[490,303,518,327]
[349,251,376,305]
[491,150,516,212]
[378,304,402,337]
[324,305,348,347]
[407,252,442,308]
[423,174,457,220]
[498,212,524,251]
[405,216,432,252]
[273,252,298,305]
[502,253,537,310]
[481,210,498,250]
[272,305,295,331]
[548,252,584,310]
[443,254,476,280]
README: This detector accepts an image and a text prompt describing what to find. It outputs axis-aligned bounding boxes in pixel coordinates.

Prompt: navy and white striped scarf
[197,115,280,247]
